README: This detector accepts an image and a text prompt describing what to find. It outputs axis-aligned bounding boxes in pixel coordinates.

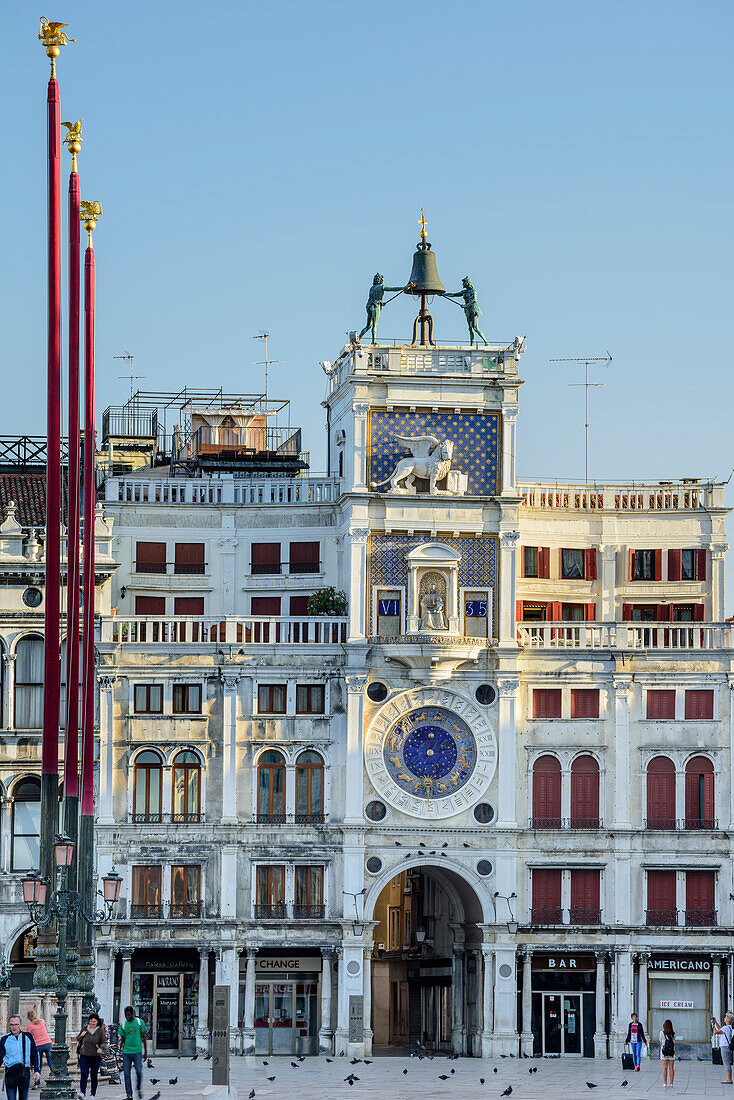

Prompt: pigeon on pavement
[168,1079,178,1086]
[586,1085,597,1090]
[150,1079,159,1085]
[403,1069,408,1076]
[326,1058,333,1063]
[147,1060,154,1069]
[621,1082,628,1088]
[501,1089,512,1097]
[249,1091,256,1099]
[438,1075,450,1081]
[267,1077,276,1082]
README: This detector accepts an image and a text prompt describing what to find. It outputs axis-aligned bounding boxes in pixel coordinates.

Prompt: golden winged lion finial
[80,200,103,244]
[62,119,83,165]
[38,18,75,75]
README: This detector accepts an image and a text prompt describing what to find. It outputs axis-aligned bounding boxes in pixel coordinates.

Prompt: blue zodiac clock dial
[383,706,477,800]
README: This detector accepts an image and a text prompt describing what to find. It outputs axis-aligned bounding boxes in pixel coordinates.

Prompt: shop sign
[532,954,596,972]
[650,957,711,974]
[660,1001,694,1010]
[255,956,319,972]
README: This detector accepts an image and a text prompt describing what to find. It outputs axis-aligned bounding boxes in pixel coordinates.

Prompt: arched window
[685,756,715,830]
[257,750,285,823]
[646,756,676,829]
[133,751,163,823]
[12,777,41,870]
[570,755,600,828]
[172,751,201,822]
[296,751,324,824]
[15,636,44,730]
[531,755,561,828]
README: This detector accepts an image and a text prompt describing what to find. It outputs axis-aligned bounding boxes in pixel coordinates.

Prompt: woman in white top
[712,1013,734,1085]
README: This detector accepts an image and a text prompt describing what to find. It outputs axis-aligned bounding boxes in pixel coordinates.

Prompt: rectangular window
[388,907,401,950]
[521,603,547,623]
[561,603,585,622]
[289,541,320,574]
[174,543,205,575]
[173,596,204,615]
[296,684,325,714]
[570,869,601,924]
[646,689,675,720]
[11,787,40,870]
[571,689,599,719]
[561,549,585,579]
[171,865,201,917]
[135,541,166,574]
[251,542,281,575]
[681,549,695,580]
[131,865,162,917]
[532,688,562,719]
[258,684,287,714]
[294,866,324,918]
[531,869,562,924]
[255,866,285,918]
[684,689,714,720]
[134,684,163,714]
[523,546,539,577]
[631,549,661,581]
[685,870,716,926]
[376,589,401,637]
[135,596,166,615]
[290,595,310,616]
[646,870,677,925]
[173,683,202,714]
[671,604,694,622]
[464,591,489,639]
[251,596,281,616]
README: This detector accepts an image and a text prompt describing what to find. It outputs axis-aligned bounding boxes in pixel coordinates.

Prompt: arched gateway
[364,860,493,1056]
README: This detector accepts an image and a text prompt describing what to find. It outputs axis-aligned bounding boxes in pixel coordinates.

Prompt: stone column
[609,949,632,1060]
[362,942,374,1057]
[3,653,15,731]
[520,949,533,1056]
[599,545,618,622]
[713,954,723,1024]
[594,951,607,1058]
[98,675,116,825]
[347,529,369,641]
[344,676,368,823]
[500,406,518,495]
[710,544,728,621]
[242,951,257,1055]
[119,950,132,1015]
[637,953,649,1039]
[496,680,519,828]
[221,674,240,824]
[611,679,632,830]
[498,531,519,645]
[196,948,210,1051]
[465,950,480,1057]
[728,676,734,831]
[219,532,239,615]
[352,404,370,493]
[481,946,494,1058]
[219,945,240,1049]
[492,945,519,1056]
[95,946,114,1025]
[0,796,10,871]
[319,948,334,1054]
[451,943,465,1054]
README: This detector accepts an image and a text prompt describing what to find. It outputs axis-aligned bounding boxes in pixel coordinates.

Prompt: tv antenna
[114,352,145,404]
[549,352,612,484]
[253,332,280,416]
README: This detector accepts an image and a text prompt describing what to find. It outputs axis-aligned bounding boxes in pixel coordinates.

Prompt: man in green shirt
[118,1007,147,1100]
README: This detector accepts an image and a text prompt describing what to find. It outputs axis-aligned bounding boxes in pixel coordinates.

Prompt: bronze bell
[407,241,445,295]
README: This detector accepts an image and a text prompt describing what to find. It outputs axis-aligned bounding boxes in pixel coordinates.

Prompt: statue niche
[418,573,448,632]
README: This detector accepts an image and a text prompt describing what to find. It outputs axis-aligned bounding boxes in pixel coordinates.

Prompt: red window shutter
[532,756,561,822]
[685,689,713,719]
[571,689,599,719]
[622,603,633,621]
[538,547,550,579]
[668,549,682,581]
[585,603,596,621]
[693,603,705,622]
[136,541,166,572]
[570,869,599,913]
[647,757,676,826]
[585,548,597,580]
[647,871,676,913]
[647,690,675,720]
[695,549,707,581]
[654,549,663,580]
[533,689,562,719]
[570,756,599,824]
[629,549,635,580]
[519,548,525,578]
[558,548,564,576]
[251,596,281,615]
[174,543,205,572]
[290,595,309,615]
[686,870,715,914]
[516,600,524,624]
[135,596,166,615]
[531,869,561,913]
[290,541,319,567]
[251,543,280,565]
[174,596,204,615]
[656,603,670,621]
[684,765,699,823]
[549,601,562,622]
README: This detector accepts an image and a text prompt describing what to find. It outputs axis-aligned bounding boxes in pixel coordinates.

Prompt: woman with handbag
[659,1019,676,1088]
[625,1012,647,1071]
[712,1013,734,1084]
[75,1014,106,1100]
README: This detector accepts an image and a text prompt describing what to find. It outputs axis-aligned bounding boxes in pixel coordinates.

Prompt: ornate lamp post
[22,835,121,1100]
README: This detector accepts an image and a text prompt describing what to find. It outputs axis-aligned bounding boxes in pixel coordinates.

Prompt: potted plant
[308,588,347,616]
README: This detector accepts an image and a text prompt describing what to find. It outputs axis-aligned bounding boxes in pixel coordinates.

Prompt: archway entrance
[369,864,485,1056]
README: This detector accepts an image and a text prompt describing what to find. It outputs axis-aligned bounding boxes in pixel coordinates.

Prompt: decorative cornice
[498,530,520,548]
[349,528,370,544]
[98,675,116,691]
[497,679,519,697]
[345,675,368,694]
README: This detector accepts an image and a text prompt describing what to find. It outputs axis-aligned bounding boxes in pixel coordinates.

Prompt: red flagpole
[81,233,96,821]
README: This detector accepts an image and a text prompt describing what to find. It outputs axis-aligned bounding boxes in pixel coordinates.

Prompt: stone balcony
[105,474,341,506]
[99,615,347,646]
[518,620,733,650]
[518,478,724,512]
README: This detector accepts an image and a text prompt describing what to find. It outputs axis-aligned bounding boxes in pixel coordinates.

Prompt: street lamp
[22,836,121,1100]
[415,926,427,944]
[343,888,366,937]
[494,892,518,935]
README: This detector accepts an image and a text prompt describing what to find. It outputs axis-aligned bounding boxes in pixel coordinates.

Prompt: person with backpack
[117,1007,147,1100]
[625,1012,647,1070]
[712,1013,734,1084]
[0,1016,41,1100]
[659,1019,676,1087]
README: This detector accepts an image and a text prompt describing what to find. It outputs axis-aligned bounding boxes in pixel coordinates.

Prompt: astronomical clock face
[366,688,497,820]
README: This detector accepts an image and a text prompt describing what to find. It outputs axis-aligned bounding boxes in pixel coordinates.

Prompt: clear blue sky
[3,1,733,592]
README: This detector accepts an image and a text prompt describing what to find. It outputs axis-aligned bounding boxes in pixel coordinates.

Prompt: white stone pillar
[481,945,495,1059]
[220,946,239,1049]
[319,948,334,1054]
[594,951,607,1058]
[611,679,632,829]
[362,942,373,1056]
[492,945,519,1056]
[637,953,649,1040]
[344,676,367,823]
[500,406,518,495]
[520,949,533,1056]
[219,531,238,615]
[95,946,114,1025]
[0,796,10,871]
[610,949,632,1060]
[451,944,465,1054]
[496,680,519,828]
[713,954,723,1023]
[599,545,618,622]
[221,674,240,824]
[728,677,734,830]
[197,948,210,1050]
[352,404,370,493]
[120,950,132,1014]
[347,529,369,641]
[98,675,116,825]
[710,544,728,622]
[336,939,366,1057]
[3,653,15,730]
[242,951,257,1055]
[220,845,237,918]
[498,530,519,645]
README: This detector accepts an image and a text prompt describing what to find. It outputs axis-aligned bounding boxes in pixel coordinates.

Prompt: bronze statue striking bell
[407,241,445,295]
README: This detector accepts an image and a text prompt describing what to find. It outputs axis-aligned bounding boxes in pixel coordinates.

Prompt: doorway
[542,993,582,1055]
[254,981,319,1055]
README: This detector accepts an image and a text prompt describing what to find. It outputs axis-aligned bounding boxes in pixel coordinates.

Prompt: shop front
[646,955,712,1055]
[130,949,200,1055]
[240,953,322,1056]
[531,953,596,1058]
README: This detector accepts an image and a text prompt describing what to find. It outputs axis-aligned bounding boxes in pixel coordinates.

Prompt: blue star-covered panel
[368,410,500,496]
[368,534,498,637]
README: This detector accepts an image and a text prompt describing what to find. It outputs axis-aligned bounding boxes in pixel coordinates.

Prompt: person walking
[76,1013,106,1100]
[0,1016,41,1100]
[625,1011,647,1070]
[24,1013,51,1089]
[660,1019,676,1087]
[712,1012,734,1084]
[118,1006,147,1100]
